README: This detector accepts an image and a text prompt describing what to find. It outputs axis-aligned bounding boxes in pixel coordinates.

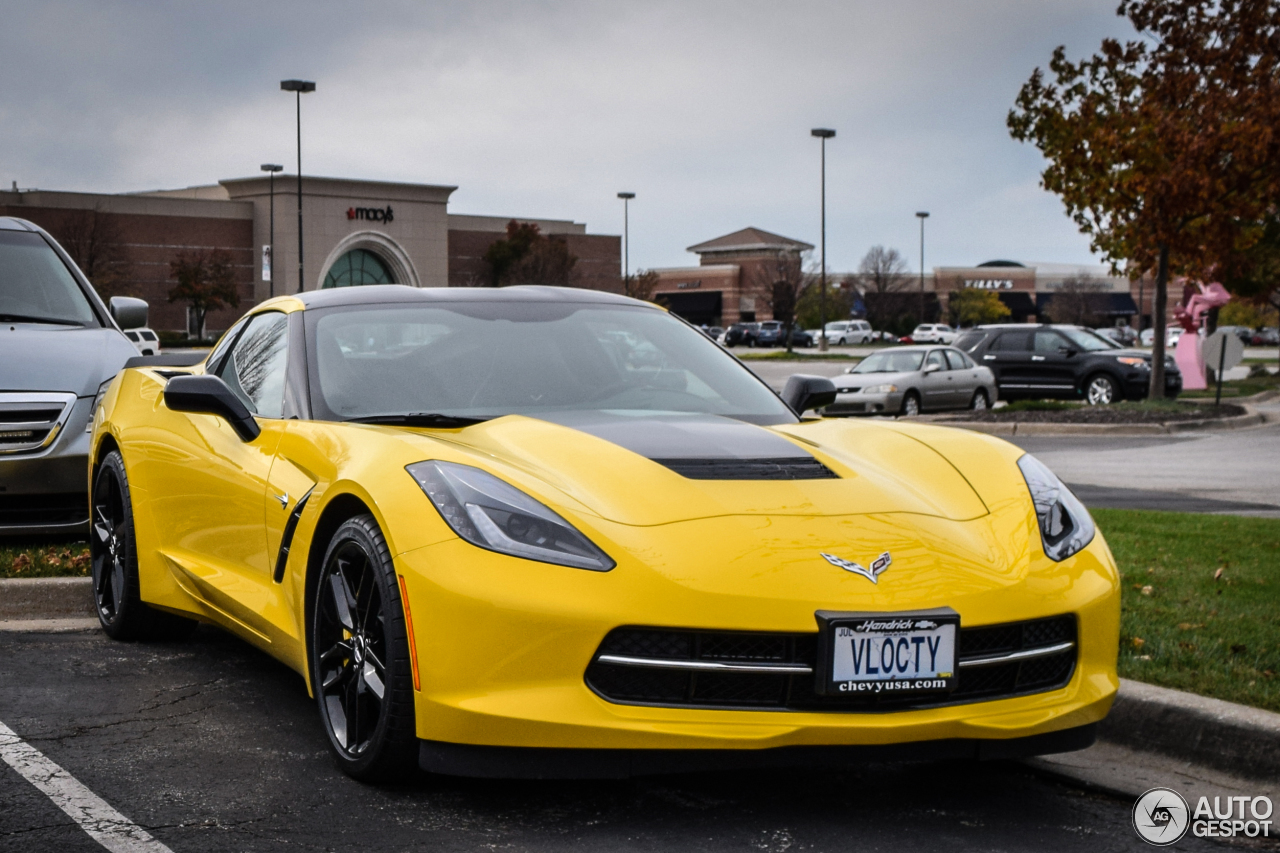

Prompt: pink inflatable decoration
[1172,281,1231,390]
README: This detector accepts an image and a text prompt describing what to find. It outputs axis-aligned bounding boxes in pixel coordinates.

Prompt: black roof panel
[295,284,644,310]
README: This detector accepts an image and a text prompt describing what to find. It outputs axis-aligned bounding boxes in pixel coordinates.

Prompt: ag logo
[1132,787,1189,845]
[822,551,891,584]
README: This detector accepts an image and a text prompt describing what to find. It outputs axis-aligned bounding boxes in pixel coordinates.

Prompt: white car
[123,327,160,356]
[1139,327,1183,348]
[824,320,874,345]
[909,323,957,344]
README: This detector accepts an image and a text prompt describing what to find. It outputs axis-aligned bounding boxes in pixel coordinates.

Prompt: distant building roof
[687,227,814,255]
[977,259,1026,268]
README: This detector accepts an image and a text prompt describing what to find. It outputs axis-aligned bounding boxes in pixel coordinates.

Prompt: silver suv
[0,217,149,536]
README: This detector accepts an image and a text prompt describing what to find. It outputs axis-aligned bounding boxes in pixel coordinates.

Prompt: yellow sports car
[89,285,1119,781]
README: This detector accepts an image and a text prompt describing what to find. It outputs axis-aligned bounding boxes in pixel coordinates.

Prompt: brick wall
[447,228,621,293]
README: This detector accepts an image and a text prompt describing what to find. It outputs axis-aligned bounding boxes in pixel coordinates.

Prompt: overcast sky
[0,0,1136,273]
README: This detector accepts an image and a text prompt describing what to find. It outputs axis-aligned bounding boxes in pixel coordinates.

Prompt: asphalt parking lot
[0,628,1240,853]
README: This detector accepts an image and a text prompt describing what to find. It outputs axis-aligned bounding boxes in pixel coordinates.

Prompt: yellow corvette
[89,285,1119,781]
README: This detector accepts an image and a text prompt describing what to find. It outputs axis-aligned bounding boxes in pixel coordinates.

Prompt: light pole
[260,164,283,299]
[810,129,835,351]
[617,192,635,296]
[280,79,315,293]
[916,211,930,324]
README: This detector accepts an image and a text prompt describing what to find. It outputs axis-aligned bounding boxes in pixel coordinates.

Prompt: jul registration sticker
[816,608,959,697]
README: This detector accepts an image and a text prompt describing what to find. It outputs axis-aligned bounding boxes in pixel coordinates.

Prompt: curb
[3,580,1278,781]
[1097,678,1280,782]
[932,404,1265,436]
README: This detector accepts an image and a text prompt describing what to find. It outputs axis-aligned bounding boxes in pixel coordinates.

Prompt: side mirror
[781,374,837,416]
[163,374,261,441]
[923,363,941,374]
[1064,348,1079,357]
[109,296,149,330]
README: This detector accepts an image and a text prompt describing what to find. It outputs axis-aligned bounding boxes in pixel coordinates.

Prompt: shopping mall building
[0,176,621,334]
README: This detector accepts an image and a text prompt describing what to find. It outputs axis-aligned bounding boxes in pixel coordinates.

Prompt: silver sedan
[824,345,998,417]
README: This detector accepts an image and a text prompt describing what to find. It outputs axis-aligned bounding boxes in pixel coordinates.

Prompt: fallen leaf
[1131,637,1146,649]
[13,553,30,570]
[1214,567,1224,581]
[1177,623,1205,631]
[1137,654,1152,661]
[1141,585,1154,596]
[45,556,61,567]
[1131,584,1143,591]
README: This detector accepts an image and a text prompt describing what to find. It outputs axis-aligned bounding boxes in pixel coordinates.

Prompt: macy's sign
[347,206,394,223]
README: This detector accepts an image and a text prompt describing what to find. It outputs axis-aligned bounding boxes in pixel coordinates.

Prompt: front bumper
[0,396,93,536]
[825,390,902,416]
[394,513,1120,756]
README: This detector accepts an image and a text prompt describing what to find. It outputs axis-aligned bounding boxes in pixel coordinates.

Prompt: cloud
[0,0,1131,271]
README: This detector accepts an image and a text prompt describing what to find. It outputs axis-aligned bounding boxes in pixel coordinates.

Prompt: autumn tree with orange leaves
[1009,0,1280,399]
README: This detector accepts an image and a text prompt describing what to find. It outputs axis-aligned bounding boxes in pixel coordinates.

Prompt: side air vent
[0,393,77,456]
[652,457,839,481]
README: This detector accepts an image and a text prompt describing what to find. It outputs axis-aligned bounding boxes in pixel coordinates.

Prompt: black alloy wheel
[1084,373,1119,406]
[969,389,989,410]
[91,451,196,641]
[313,515,417,781]
[899,392,921,417]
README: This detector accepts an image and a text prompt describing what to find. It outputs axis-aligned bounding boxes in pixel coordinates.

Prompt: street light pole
[260,163,283,299]
[617,192,635,295]
[810,128,835,352]
[280,79,315,294]
[916,211,930,324]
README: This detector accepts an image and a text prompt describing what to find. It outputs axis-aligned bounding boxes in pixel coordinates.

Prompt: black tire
[899,392,921,417]
[91,451,198,641]
[969,389,990,410]
[312,515,418,782]
[1084,373,1119,406]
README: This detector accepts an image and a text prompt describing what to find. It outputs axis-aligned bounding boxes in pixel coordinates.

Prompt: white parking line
[0,719,173,853]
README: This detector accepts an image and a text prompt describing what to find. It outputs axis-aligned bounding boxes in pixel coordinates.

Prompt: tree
[168,249,239,339]
[1008,0,1280,399]
[750,251,810,350]
[858,245,911,294]
[796,276,854,331]
[623,269,660,301]
[49,206,134,300]
[1220,214,1280,359]
[949,288,1012,327]
[1044,273,1109,326]
[481,220,578,287]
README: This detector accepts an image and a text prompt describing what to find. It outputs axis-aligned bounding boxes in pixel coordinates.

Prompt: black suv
[723,322,760,347]
[953,324,1182,404]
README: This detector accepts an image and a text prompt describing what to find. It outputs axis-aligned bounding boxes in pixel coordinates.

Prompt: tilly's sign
[963,279,1014,290]
[347,206,394,223]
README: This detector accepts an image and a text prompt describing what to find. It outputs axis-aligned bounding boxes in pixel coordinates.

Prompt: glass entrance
[322,249,394,289]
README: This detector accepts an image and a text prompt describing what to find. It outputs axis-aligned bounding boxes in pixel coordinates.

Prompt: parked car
[954,323,1182,404]
[1093,326,1138,347]
[868,330,899,343]
[910,323,957,344]
[0,216,154,536]
[1215,325,1254,345]
[124,327,161,356]
[1139,327,1183,348]
[824,320,874,345]
[825,345,998,417]
[1253,327,1279,345]
[722,322,760,347]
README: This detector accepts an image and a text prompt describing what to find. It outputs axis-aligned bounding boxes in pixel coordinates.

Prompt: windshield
[307,302,796,425]
[0,231,97,326]
[851,350,925,373]
[1058,327,1119,351]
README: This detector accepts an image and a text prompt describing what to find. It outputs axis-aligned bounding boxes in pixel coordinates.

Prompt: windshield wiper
[348,413,492,428]
[0,313,85,326]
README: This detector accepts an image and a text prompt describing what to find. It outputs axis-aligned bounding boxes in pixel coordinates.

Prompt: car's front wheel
[1084,373,1119,406]
[313,515,418,782]
[899,392,921,417]
[91,451,197,641]
[969,389,989,410]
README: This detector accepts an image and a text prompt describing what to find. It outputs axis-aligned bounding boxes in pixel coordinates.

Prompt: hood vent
[652,457,838,481]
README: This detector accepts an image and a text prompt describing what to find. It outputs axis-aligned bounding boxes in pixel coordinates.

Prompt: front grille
[0,393,77,455]
[585,615,1077,712]
[652,457,839,480]
[0,493,89,528]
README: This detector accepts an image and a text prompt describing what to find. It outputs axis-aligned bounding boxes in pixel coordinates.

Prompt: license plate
[815,608,959,696]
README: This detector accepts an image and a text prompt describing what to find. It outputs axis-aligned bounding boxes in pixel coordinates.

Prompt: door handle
[1031,355,1046,361]
[983,355,996,360]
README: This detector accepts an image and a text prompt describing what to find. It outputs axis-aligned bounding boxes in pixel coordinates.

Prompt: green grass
[1096,508,1280,713]
[735,351,861,361]
[0,540,91,579]
[1181,372,1280,399]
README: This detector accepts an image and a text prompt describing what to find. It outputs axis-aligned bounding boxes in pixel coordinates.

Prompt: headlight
[1116,356,1148,368]
[406,460,615,571]
[1017,454,1095,562]
[86,378,114,433]
[863,384,898,394]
